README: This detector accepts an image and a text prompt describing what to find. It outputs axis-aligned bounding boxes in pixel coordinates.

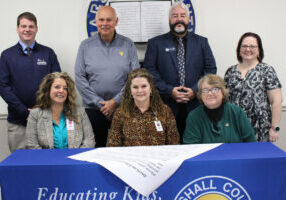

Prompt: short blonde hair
[197,74,229,102]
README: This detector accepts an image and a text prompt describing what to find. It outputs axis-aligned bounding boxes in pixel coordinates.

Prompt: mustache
[173,21,187,27]
[169,21,188,35]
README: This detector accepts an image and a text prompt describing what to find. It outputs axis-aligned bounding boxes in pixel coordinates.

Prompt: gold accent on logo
[119,51,124,56]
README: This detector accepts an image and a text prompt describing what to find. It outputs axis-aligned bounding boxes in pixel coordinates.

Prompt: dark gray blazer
[25,107,95,149]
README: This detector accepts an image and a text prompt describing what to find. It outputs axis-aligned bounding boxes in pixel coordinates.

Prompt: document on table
[110,1,171,42]
[69,143,221,197]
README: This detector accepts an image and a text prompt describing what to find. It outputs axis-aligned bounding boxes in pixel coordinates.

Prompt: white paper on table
[68,143,222,197]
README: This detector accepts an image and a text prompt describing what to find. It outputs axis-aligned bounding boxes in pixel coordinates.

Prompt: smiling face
[96,6,118,42]
[130,77,151,106]
[17,18,38,46]
[50,78,68,105]
[201,82,223,109]
[169,6,189,36]
[240,36,259,62]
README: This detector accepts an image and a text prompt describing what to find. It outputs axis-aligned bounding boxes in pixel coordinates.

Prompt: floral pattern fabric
[224,63,281,141]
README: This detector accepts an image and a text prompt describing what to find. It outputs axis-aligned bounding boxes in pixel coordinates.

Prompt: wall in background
[0,0,285,112]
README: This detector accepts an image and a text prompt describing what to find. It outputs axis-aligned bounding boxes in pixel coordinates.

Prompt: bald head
[96,6,118,42]
[96,6,117,21]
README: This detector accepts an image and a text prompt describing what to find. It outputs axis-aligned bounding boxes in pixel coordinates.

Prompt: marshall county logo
[86,0,196,38]
[174,175,251,200]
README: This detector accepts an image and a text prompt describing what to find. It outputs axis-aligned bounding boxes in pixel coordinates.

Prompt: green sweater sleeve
[183,112,202,144]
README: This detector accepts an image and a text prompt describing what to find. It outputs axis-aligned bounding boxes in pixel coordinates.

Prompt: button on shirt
[52,113,68,149]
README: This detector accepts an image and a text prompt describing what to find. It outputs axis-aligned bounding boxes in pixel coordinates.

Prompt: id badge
[154,120,163,132]
[66,119,75,130]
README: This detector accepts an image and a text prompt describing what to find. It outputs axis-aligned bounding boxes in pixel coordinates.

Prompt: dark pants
[175,104,188,144]
[85,109,111,147]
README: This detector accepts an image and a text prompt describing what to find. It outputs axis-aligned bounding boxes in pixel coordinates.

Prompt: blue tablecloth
[0,142,286,200]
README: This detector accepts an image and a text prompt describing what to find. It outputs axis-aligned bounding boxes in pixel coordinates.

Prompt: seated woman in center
[26,72,95,149]
[107,68,180,146]
[183,74,256,144]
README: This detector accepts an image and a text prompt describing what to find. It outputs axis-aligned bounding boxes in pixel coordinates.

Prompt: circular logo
[174,176,251,200]
[86,0,196,38]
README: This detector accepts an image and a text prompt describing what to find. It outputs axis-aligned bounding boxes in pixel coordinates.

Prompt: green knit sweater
[183,102,256,144]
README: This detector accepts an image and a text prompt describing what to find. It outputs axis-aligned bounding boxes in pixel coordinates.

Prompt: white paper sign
[68,143,221,197]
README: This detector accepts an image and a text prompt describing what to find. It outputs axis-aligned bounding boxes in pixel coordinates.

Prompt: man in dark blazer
[143,2,216,141]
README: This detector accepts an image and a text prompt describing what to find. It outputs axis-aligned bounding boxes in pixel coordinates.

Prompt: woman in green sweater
[183,74,256,144]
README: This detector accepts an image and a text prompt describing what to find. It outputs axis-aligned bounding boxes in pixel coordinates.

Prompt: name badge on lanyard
[154,120,163,132]
[66,119,75,130]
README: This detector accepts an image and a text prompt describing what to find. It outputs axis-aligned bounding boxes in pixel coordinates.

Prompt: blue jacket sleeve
[49,49,61,73]
[0,54,29,118]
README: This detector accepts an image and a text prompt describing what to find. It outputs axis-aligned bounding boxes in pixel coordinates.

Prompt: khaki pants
[7,122,26,152]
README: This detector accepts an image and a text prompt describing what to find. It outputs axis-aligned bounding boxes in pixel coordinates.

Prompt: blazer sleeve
[191,37,217,92]
[79,108,95,148]
[25,109,42,149]
[144,39,174,95]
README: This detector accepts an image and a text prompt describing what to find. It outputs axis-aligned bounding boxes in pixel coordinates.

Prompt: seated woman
[107,68,180,146]
[26,72,95,149]
[183,74,256,144]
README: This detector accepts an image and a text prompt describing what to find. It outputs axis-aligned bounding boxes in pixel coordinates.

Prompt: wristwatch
[271,126,280,132]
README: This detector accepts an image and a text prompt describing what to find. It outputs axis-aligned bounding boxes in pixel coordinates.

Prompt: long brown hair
[119,68,166,120]
[34,72,78,122]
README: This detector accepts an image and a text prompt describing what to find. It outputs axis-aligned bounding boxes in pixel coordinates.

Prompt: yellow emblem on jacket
[119,51,124,56]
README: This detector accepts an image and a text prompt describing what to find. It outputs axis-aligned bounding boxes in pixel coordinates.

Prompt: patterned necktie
[177,38,185,86]
[26,47,32,56]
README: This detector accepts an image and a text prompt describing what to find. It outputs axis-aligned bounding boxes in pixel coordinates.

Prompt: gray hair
[169,1,190,18]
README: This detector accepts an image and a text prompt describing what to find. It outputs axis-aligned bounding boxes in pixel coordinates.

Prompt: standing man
[143,2,216,141]
[0,12,61,152]
[75,6,139,147]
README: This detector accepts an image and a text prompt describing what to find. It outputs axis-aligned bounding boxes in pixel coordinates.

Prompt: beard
[169,21,188,35]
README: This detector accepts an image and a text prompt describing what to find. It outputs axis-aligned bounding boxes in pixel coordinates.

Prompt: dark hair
[119,68,165,120]
[17,12,37,26]
[236,32,264,63]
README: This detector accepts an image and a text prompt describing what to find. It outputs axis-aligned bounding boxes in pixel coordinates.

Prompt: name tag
[37,59,47,66]
[154,120,163,132]
[165,47,176,52]
[66,119,75,130]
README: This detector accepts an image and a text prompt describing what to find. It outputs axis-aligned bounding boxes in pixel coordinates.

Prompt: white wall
[0,0,286,113]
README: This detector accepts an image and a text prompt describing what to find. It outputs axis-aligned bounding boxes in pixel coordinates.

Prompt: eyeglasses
[201,87,220,94]
[241,45,258,50]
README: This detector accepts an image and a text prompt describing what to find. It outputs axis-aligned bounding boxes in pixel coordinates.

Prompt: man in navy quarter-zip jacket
[0,12,61,152]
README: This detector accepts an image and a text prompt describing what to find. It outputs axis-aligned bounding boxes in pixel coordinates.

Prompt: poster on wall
[86,0,196,42]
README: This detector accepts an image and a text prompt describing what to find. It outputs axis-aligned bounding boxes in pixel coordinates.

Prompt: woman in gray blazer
[26,72,95,149]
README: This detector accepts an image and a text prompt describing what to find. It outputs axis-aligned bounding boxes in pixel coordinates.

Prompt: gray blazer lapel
[43,109,54,149]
